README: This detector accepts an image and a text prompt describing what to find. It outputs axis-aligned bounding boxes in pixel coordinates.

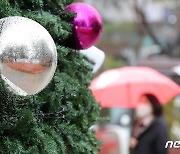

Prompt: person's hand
[130,137,138,149]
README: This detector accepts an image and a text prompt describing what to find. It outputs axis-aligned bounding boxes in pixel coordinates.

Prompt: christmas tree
[0,0,100,153]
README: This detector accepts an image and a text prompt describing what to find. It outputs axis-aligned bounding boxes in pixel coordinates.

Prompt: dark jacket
[131,117,168,154]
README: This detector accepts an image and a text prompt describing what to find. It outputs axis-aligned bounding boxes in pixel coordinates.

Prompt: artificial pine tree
[0,0,101,153]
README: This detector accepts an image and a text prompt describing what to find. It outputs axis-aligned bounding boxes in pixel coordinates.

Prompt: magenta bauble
[65,2,103,50]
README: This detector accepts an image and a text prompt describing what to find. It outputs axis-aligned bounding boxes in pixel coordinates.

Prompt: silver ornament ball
[0,16,57,96]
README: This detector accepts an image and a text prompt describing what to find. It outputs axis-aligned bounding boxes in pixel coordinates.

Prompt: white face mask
[135,103,153,118]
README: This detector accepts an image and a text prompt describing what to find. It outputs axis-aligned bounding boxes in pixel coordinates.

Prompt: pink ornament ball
[65,2,103,50]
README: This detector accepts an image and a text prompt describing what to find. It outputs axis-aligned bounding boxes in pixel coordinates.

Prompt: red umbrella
[90,66,180,108]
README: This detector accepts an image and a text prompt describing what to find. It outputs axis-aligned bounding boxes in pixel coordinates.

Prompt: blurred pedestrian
[130,94,168,154]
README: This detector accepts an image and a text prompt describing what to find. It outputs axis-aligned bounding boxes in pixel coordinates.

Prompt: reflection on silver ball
[0,16,57,96]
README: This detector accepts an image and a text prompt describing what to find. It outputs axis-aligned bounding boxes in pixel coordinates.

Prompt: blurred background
[79,0,180,153]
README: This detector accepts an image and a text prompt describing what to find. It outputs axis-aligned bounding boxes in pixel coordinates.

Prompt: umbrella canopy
[90,66,180,108]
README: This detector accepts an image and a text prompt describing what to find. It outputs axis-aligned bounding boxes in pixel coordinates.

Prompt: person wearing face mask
[130,94,168,154]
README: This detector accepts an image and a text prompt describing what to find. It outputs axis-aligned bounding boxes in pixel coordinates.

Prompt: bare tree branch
[133,3,171,56]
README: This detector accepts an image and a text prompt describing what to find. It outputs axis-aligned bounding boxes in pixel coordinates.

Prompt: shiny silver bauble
[0,16,57,96]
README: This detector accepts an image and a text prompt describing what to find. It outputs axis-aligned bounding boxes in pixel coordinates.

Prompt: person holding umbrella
[130,94,168,154]
[90,66,180,154]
